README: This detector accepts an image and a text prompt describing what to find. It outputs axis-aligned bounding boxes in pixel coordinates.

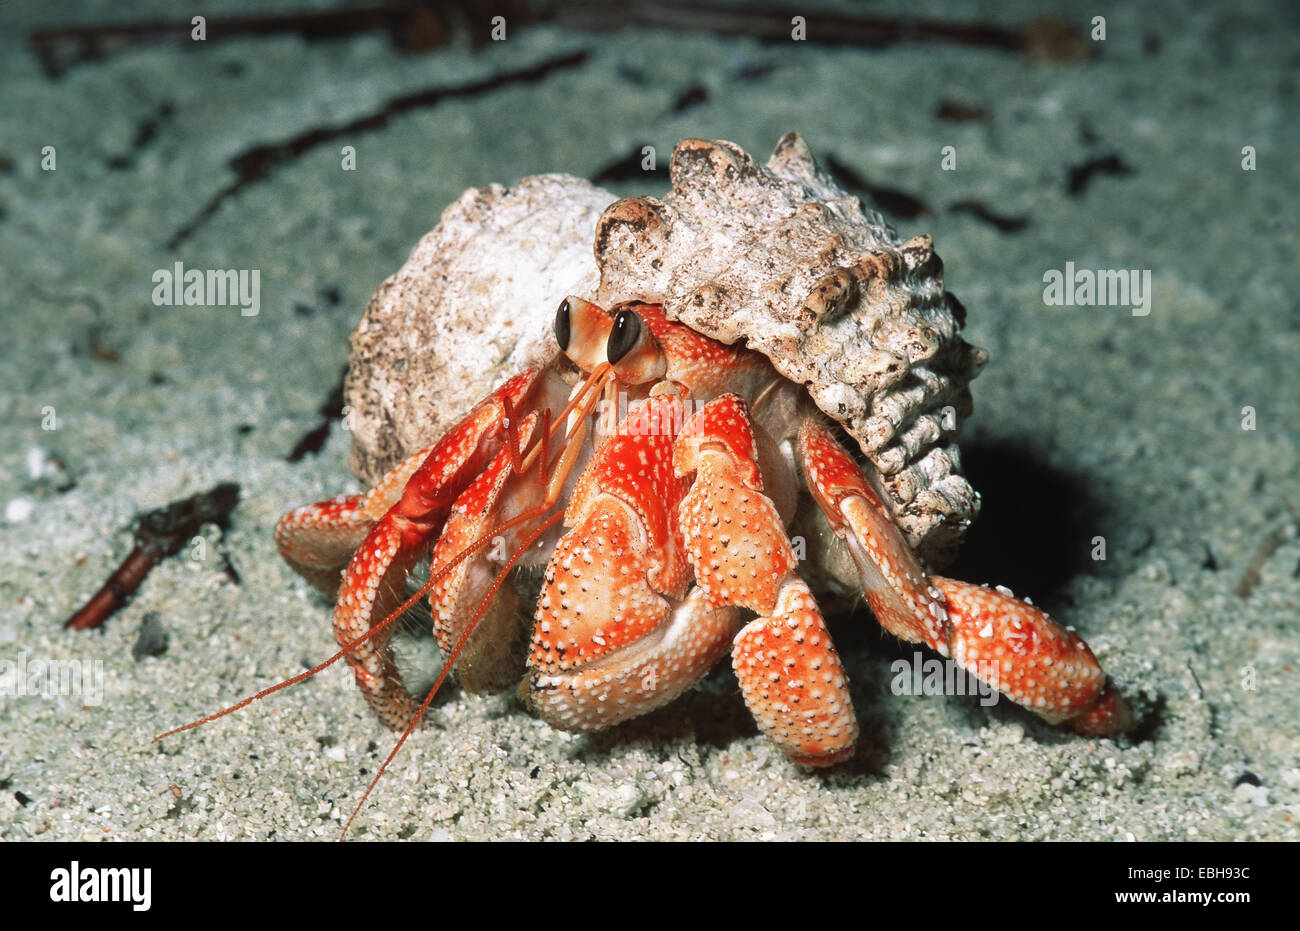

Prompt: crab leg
[425,412,541,694]
[929,577,1133,735]
[276,446,436,596]
[798,418,1132,735]
[526,395,741,731]
[429,364,622,695]
[321,368,543,730]
[675,395,858,765]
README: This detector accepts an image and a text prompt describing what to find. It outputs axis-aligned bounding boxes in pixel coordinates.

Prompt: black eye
[553,299,571,351]
[606,309,641,365]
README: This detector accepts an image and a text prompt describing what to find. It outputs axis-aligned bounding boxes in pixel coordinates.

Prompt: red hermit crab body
[276,295,1131,767]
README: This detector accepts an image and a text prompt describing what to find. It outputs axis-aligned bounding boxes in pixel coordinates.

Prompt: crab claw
[731,575,858,765]
[676,395,858,765]
[798,417,1133,736]
[932,578,1134,736]
[525,395,740,731]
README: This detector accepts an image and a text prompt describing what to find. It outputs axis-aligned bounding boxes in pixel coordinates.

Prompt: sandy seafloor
[1,0,1296,842]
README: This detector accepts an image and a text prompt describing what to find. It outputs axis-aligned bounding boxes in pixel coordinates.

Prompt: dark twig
[1066,154,1134,196]
[63,483,240,630]
[1283,494,1300,529]
[671,84,709,113]
[551,2,1089,60]
[935,100,989,123]
[823,154,933,220]
[165,49,587,248]
[104,101,176,171]
[949,199,1029,233]
[30,1,1087,82]
[287,366,349,462]
[27,3,497,79]
[1234,519,1292,598]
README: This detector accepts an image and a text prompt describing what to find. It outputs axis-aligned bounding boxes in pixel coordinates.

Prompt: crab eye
[606,309,641,365]
[553,299,571,351]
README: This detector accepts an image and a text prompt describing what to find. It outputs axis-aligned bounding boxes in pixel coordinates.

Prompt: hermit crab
[265,135,1131,781]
